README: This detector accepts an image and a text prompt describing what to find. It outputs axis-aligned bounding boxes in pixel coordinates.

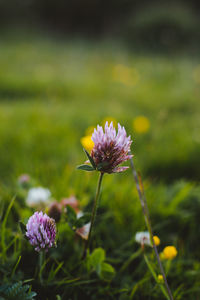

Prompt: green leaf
[88,248,105,274]
[0,281,37,299]
[99,262,115,281]
[83,149,96,170]
[76,164,95,171]
[75,213,91,229]
[19,221,26,235]
[66,205,77,228]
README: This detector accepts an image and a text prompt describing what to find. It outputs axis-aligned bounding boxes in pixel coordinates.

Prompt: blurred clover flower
[48,201,62,222]
[133,116,150,134]
[135,231,160,247]
[162,246,178,260]
[135,231,151,246]
[26,187,51,208]
[62,197,90,240]
[26,211,56,252]
[57,196,90,240]
[76,211,91,240]
[90,121,132,173]
[80,135,94,153]
[61,196,79,212]
[18,174,30,185]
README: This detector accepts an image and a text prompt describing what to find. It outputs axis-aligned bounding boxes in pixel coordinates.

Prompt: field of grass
[0,33,200,299]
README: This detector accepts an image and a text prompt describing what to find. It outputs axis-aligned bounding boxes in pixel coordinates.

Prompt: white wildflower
[135,231,151,246]
[26,187,51,208]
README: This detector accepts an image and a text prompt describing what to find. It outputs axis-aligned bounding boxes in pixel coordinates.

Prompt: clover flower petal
[26,211,56,252]
[91,121,132,173]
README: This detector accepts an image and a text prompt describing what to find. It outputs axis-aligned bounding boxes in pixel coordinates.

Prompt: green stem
[129,154,174,300]
[39,251,45,284]
[166,259,172,275]
[11,255,21,278]
[144,254,170,300]
[82,172,104,259]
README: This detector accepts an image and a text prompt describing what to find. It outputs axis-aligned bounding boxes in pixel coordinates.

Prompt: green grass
[0,33,200,299]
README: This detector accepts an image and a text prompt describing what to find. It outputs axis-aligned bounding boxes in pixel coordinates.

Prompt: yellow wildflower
[133,116,150,134]
[157,274,164,283]
[153,235,160,246]
[163,246,178,260]
[80,135,94,153]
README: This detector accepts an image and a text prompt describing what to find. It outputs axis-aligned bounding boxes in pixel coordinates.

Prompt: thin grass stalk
[1,195,16,261]
[144,254,170,300]
[129,154,174,300]
[82,172,104,258]
[11,255,21,278]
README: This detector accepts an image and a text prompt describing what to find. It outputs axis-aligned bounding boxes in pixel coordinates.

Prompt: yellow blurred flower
[112,64,140,86]
[80,135,94,152]
[153,235,160,246]
[102,117,117,128]
[162,246,178,260]
[133,116,150,134]
[157,274,164,283]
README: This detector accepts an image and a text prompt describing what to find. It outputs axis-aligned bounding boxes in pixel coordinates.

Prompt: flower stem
[39,251,45,284]
[82,172,104,259]
[129,154,174,300]
[144,254,170,300]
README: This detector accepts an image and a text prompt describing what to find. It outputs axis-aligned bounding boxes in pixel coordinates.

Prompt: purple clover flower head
[26,211,56,252]
[91,121,133,173]
[18,174,30,184]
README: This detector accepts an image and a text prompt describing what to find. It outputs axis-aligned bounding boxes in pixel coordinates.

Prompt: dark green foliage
[66,205,91,230]
[75,213,91,229]
[19,221,26,235]
[66,205,77,228]
[0,282,36,300]
[83,149,96,170]
[77,164,95,171]
[1,1,200,51]
[124,3,199,50]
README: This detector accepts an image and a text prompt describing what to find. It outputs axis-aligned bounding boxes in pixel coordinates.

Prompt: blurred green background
[0,0,200,186]
[0,35,200,187]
